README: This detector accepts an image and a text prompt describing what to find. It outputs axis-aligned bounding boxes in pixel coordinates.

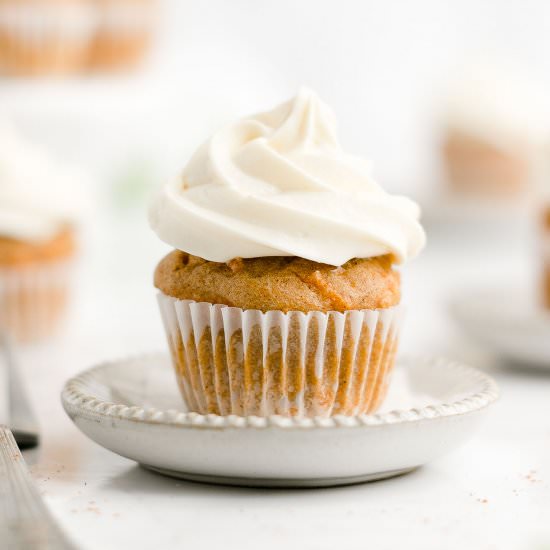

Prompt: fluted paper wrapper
[0,261,73,343]
[90,1,156,69]
[542,212,550,308]
[158,293,402,418]
[0,3,96,74]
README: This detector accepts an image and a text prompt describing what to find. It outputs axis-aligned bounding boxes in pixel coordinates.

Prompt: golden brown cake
[150,89,426,417]
[0,229,75,265]
[155,251,400,313]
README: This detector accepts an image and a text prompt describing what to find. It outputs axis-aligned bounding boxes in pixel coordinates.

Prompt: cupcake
[441,62,550,198]
[88,0,156,71]
[149,88,426,417]
[0,125,86,342]
[0,0,96,75]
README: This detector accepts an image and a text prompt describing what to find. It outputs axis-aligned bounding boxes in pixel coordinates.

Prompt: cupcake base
[88,0,156,70]
[0,3,96,75]
[542,206,550,309]
[0,262,72,342]
[87,30,150,70]
[158,294,401,418]
[543,268,550,309]
[443,131,529,197]
[0,34,90,75]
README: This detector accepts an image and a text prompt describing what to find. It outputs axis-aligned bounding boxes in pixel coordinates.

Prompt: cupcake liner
[89,1,156,69]
[0,3,97,74]
[0,260,73,343]
[542,226,550,308]
[157,293,402,418]
[99,2,156,33]
[443,131,529,197]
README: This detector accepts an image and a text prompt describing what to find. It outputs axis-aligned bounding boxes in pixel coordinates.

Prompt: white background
[2,1,550,549]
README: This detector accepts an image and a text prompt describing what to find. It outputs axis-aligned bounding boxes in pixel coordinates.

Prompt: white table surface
[16,220,550,550]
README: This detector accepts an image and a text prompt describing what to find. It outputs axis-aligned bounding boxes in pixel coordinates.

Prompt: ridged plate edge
[61,354,499,430]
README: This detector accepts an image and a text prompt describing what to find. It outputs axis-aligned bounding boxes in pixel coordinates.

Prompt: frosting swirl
[0,124,87,243]
[149,88,425,265]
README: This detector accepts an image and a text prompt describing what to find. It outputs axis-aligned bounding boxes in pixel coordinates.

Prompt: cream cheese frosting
[149,88,426,266]
[0,124,86,243]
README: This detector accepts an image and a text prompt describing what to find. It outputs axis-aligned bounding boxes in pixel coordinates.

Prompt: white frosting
[0,124,86,243]
[444,60,550,152]
[149,88,426,266]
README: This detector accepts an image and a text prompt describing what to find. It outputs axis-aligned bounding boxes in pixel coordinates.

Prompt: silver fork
[0,334,76,549]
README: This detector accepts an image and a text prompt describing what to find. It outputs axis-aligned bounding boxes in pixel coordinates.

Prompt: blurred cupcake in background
[0,0,96,75]
[536,149,550,309]
[88,0,157,71]
[0,123,88,342]
[441,60,550,199]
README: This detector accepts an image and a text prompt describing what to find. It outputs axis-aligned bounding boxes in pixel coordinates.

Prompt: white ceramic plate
[61,353,498,488]
[451,289,550,369]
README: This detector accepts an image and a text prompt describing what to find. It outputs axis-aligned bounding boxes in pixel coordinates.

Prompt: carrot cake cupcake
[0,124,85,342]
[0,0,96,75]
[441,62,550,198]
[149,88,426,417]
[88,0,156,70]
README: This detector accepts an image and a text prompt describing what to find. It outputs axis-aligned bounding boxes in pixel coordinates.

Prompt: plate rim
[61,353,499,431]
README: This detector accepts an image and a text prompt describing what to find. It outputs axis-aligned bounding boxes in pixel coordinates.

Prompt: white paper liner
[89,1,156,69]
[0,2,156,73]
[542,230,550,262]
[542,219,550,307]
[0,5,97,36]
[158,293,402,418]
[0,260,73,343]
[98,2,157,33]
[0,3,96,74]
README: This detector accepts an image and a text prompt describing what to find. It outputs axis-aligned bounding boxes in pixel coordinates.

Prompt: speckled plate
[61,353,498,488]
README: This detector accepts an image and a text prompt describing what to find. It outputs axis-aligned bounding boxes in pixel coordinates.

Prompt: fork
[0,334,76,549]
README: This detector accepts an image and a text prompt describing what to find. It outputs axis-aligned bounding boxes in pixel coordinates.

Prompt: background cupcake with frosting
[441,61,550,199]
[538,153,550,310]
[150,88,426,418]
[0,123,88,342]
